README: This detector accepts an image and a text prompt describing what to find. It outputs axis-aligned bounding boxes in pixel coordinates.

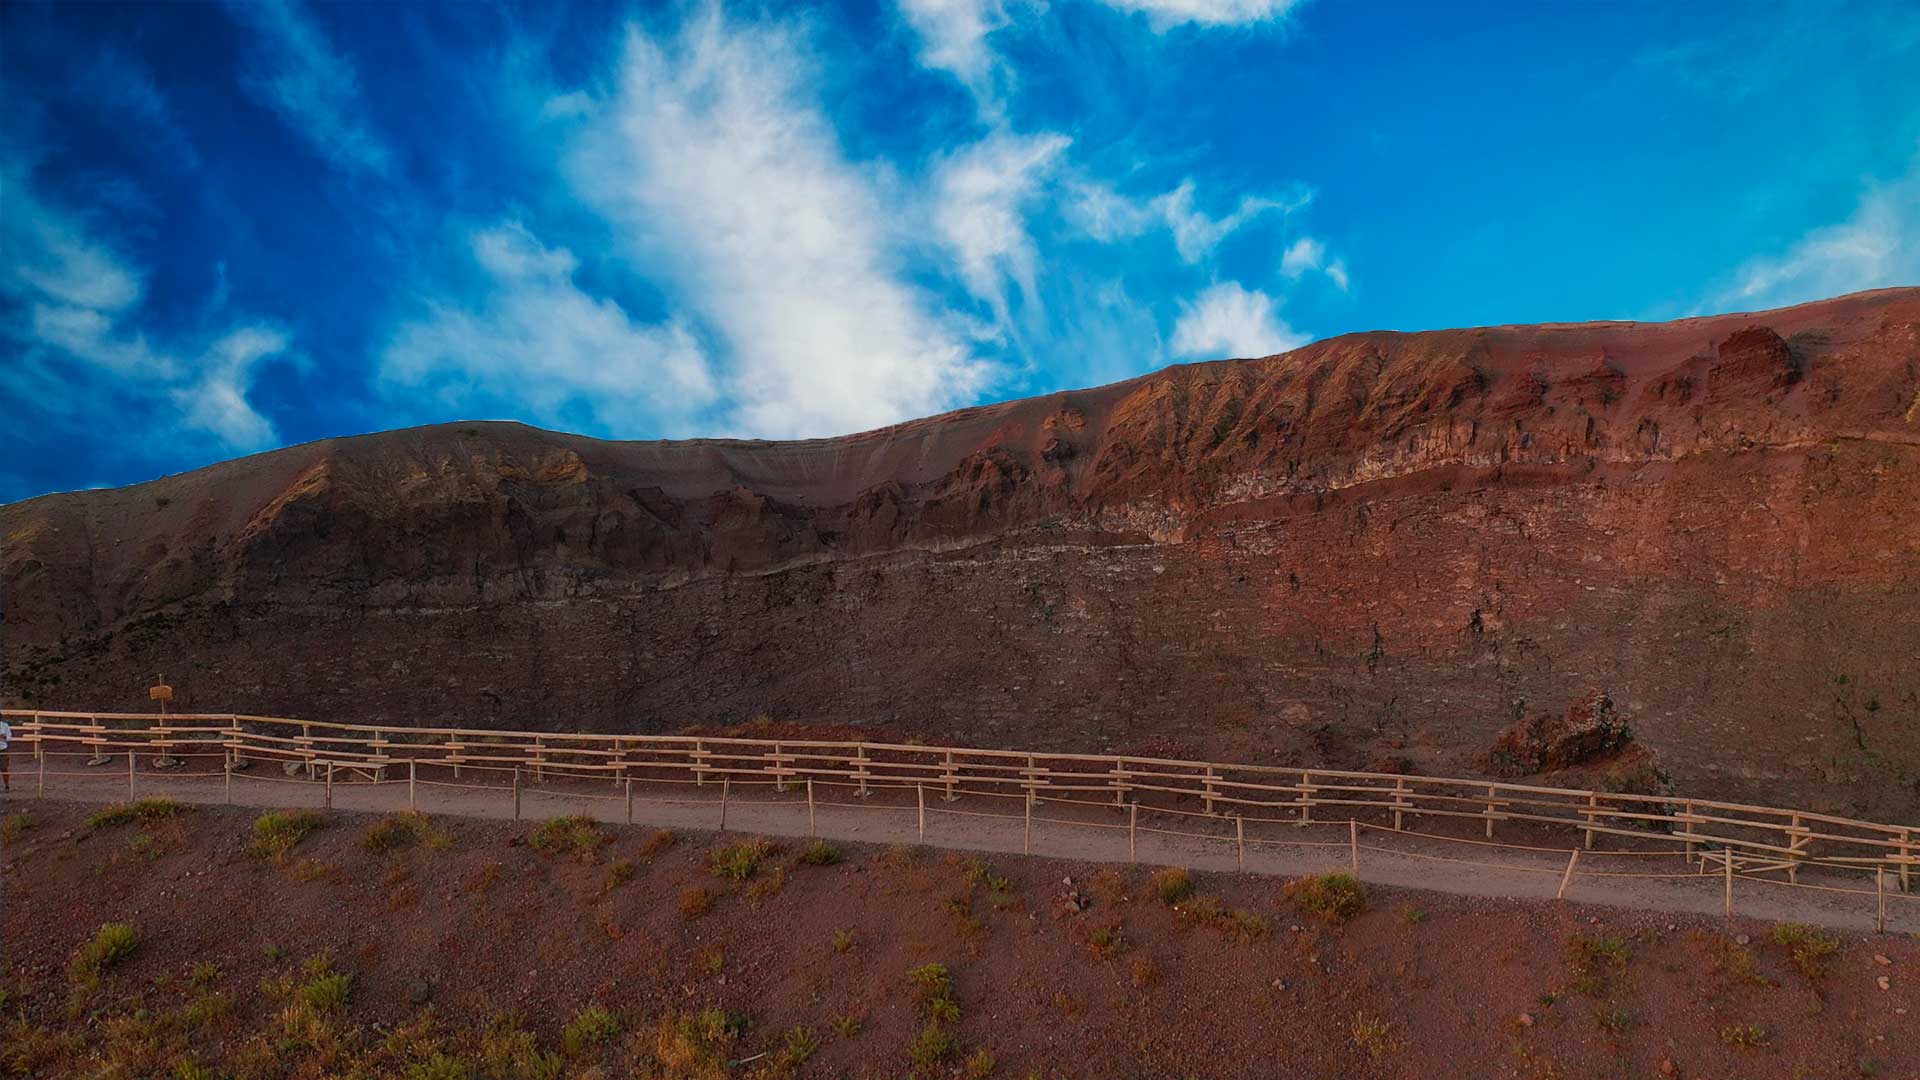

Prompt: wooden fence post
[1235,815,1245,871]
[1877,868,1887,933]
[225,760,233,806]
[1901,830,1913,894]
[1556,850,1580,899]
[1024,789,1033,855]
[774,743,786,793]
[625,777,633,825]
[1349,819,1359,874]
[806,777,816,837]
[1203,765,1218,817]
[1298,770,1314,827]
[917,783,926,842]
[128,751,135,799]
[1723,851,1734,918]
[1584,792,1598,850]
[1111,760,1126,807]
[1392,777,1407,831]
[1484,785,1496,839]
[720,778,729,832]
[325,762,334,810]
[695,741,705,788]
[943,751,958,803]
[409,762,417,812]
[1128,802,1137,863]
[512,767,521,820]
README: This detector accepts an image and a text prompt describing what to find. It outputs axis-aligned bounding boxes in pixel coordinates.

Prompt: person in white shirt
[0,719,11,792]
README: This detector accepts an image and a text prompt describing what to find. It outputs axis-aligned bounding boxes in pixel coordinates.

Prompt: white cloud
[1279,234,1350,290]
[565,7,996,438]
[173,326,290,447]
[382,221,717,433]
[932,130,1071,322]
[1,161,289,450]
[1069,178,1308,262]
[1721,149,1920,310]
[1170,281,1304,358]
[1096,0,1306,31]
[221,0,394,178]
[898,0,1012,114]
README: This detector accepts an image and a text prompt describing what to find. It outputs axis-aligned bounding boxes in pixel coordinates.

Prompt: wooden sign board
[149,683,174,703]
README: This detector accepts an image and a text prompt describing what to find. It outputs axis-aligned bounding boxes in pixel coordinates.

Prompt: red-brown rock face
[5,288,1919,819]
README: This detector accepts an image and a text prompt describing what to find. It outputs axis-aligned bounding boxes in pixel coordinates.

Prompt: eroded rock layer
[5,288,1919,818]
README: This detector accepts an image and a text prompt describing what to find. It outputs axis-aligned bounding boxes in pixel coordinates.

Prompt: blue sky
[3,0,1918,502]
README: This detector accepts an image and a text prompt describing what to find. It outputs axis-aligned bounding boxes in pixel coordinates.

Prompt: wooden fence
[6,708,1916,923]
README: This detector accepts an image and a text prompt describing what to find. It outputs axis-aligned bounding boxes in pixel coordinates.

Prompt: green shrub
[87,798,182,829]
[777,1026,819,1067]
[1769,922,1839,980]
[2,811,36,844]
[406,1054,475,1080]
[1718,1023,1769,1049]
[561,1004,620,1054]
[1283,872,1367,924]
[528,816,606,863]
[908,962,953,999]
[1567,934,1631,997]
[362,812,449,855]
[798,840,843,866]
[604,859,636,888]
[248,810,326,861]
[909,1022,958,1068]
[69,923,139,987]
[709,837,778,881]
[1151,867,1194,905]
[300,960,353,1012]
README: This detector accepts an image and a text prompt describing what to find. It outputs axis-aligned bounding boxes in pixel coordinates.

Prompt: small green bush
[1151,867,1194,905]
[909,1022,958,1068]
[248,810,326,861]
[406,1054,476,1080]
[300,957,353,1012]
[1567,934,1631,997]
[561,1004,620,1054]
[87,798,182,829]
[709,837,777,881]
[528,816,606,863]
[908,962,953,999]
[2,811,37,844]
[1769,922,1839,980]
[362,812,449,855]
[69,923,139,987]
[798,840,843,866]
[1283,872,1368,924]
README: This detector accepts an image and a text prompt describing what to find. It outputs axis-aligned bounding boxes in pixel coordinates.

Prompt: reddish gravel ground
[2,799,1914,1079]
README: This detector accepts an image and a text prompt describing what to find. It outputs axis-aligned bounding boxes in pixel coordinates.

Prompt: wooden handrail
[5,707,1914,880]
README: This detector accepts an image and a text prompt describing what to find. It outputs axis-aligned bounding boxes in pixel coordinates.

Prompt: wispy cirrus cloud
[1096,0,1308,31]
[1280,235,1349,290]
[563,7,996,439]
[1170,281,1304,358]
[898,0,1014,115]
[382,221,717,434]
[1718,148,1920,311]
[1068,178,1309,263]
[931,130,1071,324]
[221,0,394,178]
[1,160,290,451]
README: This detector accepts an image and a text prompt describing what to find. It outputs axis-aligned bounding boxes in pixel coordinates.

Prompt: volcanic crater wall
[5,289,1919,819]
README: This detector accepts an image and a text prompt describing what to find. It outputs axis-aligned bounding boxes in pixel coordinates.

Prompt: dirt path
[10,752,1913,935]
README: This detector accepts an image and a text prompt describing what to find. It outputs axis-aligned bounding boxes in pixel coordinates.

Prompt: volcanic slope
[4,288,1918,818]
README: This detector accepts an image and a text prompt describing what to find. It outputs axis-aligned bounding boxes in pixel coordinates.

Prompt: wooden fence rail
[4,708,1913,892]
